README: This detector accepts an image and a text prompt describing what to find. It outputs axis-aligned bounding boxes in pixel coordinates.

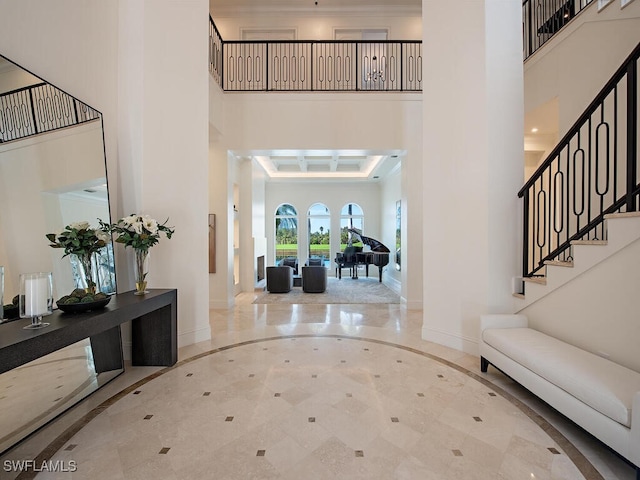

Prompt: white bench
[479,314,640,477]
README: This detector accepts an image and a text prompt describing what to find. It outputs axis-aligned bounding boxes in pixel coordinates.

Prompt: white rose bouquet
[104,214,174,252]
[46,221,112,257]
[46,221,112,293]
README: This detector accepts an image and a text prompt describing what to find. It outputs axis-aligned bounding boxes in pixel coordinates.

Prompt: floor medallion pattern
[9,335,602,480]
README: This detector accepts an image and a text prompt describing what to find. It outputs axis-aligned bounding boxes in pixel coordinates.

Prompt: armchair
[278,257,298,275]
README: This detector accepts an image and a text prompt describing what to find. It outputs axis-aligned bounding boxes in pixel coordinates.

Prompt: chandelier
[365,55,385,82]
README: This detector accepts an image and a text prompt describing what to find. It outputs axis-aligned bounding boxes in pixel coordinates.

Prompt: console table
[0,289,177,374]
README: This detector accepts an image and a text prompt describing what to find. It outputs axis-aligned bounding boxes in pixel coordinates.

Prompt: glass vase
[77,253,96,295]
[134,249,149,295]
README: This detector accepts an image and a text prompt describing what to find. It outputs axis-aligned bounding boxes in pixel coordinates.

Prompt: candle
[24,276,49,316]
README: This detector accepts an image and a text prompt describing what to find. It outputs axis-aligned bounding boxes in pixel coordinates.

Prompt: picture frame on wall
[395,200,401,271]
[209,214,216,273]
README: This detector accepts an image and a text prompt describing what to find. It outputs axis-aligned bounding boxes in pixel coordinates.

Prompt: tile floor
[0,294,636,479]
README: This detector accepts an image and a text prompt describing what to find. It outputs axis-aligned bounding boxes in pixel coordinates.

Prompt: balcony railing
[209,17,421,93]
[523,0,594,60]
[518,41,639,277]
[0,82,100,143]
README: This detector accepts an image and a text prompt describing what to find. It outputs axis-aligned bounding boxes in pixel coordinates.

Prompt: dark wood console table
[0,289,177,375]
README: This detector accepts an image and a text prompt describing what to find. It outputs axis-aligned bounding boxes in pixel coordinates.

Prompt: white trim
[621,0,635,8]
[212,5,421,18]
[178,326,212,348]
[597,0,613,11]
[421,326,479,356]
[240,27,297,40]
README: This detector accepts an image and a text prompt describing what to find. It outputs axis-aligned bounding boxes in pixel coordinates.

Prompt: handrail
[0,82,100,143]
[518,41,639,277]
[522,0,594,60]
[209,16,422,93]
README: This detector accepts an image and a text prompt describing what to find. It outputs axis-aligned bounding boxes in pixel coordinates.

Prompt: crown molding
[211,5,421,18]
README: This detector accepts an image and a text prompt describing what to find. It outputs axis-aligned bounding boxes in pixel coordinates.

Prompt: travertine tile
[1,302,635,479]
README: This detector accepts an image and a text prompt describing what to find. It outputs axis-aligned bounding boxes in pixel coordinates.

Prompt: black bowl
[2,304,19,320]
[57,296,111,313]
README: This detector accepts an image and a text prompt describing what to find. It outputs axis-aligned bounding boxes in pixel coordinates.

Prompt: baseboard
[178,326,211,348]
[384,275,402,295]
[421,326,479,356]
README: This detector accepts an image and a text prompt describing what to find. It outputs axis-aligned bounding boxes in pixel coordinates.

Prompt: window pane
[307,203,330,266]
[340,203,363,216]
[340,218,363,249]
[308,203,330,215]
[308,217,330,261]
[275,204,298,263]
[276,203,297,216]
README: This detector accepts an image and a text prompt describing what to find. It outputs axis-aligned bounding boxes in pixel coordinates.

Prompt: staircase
[514,211,640,310]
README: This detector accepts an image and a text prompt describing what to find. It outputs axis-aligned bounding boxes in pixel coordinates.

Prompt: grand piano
[335,229,390,282]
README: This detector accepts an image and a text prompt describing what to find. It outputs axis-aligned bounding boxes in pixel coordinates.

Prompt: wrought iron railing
[518,41,639,277]
[0,82,100,143]
[523,0,594,60]
[209,16,223,86]
[209,17,422,92]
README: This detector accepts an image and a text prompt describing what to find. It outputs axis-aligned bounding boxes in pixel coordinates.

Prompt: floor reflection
[0,338,122,454]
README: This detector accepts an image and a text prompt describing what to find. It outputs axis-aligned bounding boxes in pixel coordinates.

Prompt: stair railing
[518,41,639,278]
[523,0,594,60]
[209,16,422,93]
[0,82,99,143]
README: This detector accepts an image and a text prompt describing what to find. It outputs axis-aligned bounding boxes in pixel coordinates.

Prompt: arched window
[340,203,364,248]
[307,203,330,266]
[275,204,298,264]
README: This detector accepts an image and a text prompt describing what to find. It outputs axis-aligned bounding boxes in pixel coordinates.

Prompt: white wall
[422,0,524,354]
[0,60,40,93]
[211,7,421,40]
[211,92,423,307]
[520,238,640,372]
[524,0,640,135]
[0,0,211,350]
[380,165,402,293]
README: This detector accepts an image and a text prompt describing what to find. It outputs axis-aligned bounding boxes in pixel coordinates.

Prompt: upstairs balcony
[209,17,422,93]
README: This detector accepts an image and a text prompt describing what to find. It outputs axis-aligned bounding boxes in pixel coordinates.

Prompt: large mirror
[0,54,115,303]
[0,53,119,455]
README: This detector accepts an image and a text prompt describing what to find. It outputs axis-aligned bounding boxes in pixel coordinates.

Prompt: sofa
[479,314,640,477]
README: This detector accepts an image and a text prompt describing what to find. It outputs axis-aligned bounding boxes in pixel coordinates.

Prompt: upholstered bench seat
[480,314,640,475]
[483,327,640,427]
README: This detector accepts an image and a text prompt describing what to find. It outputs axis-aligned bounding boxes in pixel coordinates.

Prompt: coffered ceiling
[233,149,403,183]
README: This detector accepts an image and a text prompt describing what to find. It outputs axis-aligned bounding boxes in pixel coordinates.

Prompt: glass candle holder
[19,272,53,330]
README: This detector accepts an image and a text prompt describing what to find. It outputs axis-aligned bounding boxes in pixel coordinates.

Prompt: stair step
[524,276,547,285]
[570,240,608,246]
[512,293,525,299]
[604,211,640,219]
[544,260,574,268]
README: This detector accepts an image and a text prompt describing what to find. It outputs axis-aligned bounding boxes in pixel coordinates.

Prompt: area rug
[253,276,400,304]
